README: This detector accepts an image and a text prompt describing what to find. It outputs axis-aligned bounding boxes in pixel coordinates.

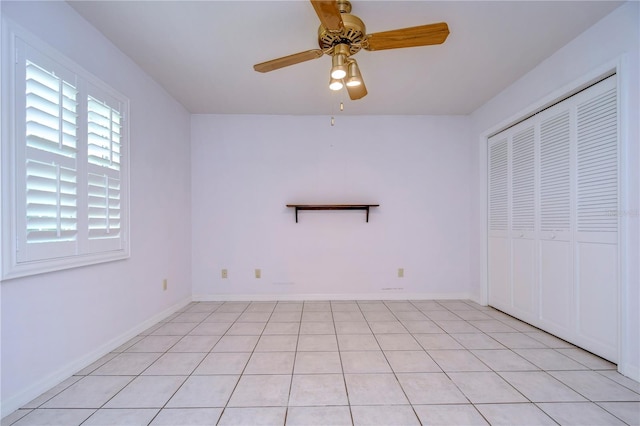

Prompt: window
[1,23,129,279]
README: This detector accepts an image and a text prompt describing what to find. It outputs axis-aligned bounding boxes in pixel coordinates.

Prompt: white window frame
[1,20,130,280]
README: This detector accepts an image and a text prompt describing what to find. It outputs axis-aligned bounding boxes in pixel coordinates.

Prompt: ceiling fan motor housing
[318,11,366,55]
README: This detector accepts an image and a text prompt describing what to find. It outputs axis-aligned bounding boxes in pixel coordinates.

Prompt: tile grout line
[283,300,303,426]
[410,300,499,425]
[378,300,426,425]
[72,312,204,426]
[145,301,226,426]
[331,300,356,426]
[216,301,277,425]
[17,304,205,425]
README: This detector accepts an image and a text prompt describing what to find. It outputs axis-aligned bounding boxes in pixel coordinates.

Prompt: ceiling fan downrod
[336,0,351,14]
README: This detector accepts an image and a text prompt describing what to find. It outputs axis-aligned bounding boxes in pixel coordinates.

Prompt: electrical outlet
[255,269,261,279]
[398,268,404,278]
[221,269,228,279]
[162,279,168,291]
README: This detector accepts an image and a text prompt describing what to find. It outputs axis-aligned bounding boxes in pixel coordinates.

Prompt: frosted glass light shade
[345,61,362,87]
[329,78,344,91]
[330,54,347,79]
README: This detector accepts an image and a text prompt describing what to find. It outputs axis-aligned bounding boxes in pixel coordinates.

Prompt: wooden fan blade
[364,22,449,51]
[311,0,344,32]
[346,78,367,100]
[253,49,324,73]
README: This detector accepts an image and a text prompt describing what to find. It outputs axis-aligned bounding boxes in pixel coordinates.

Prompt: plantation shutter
[86,89,124,251]
[18,58,79,261]
[5,31,129,279]
[87,95,121,170]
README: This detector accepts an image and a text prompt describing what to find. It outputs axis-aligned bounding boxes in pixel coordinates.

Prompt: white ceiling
[68,0,622,115]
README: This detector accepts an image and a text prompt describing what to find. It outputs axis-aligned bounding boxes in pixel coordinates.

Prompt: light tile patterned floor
[3,300,640,425]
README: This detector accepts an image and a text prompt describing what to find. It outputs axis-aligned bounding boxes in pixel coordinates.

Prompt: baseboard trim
[0,296,192,419]
[192,293,474,302]
[618,362,640,383]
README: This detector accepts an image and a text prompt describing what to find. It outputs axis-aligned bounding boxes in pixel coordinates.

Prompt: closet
[488,75,619,362]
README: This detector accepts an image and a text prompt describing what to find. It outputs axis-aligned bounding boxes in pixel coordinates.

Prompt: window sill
[1,249,129,281]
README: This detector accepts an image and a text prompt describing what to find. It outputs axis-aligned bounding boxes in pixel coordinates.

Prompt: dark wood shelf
[286,204,380,223]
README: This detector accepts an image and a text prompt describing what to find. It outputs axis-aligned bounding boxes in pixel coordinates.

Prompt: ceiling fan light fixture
[330,53,347,79]
[329,77,344,91]
[253,2,450,102]
[345,61,362,87]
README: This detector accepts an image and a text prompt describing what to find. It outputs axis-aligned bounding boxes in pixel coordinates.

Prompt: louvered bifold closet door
[488,136,510,310]
[510,124,536,318]
[487,75,619,363]
[574,75,618,361]
[538,107,574,335]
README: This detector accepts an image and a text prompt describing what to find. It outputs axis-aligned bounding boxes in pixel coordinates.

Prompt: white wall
[191,115,472,300]
[469,1,639,380]
[0,1,192,415]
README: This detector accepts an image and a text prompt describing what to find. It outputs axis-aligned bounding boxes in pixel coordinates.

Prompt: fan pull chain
[330,97,344,127]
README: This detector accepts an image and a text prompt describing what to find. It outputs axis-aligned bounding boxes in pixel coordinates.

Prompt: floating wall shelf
[285,204,380,223]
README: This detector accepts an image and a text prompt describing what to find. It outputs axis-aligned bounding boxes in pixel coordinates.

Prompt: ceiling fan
[253,0,450,101]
